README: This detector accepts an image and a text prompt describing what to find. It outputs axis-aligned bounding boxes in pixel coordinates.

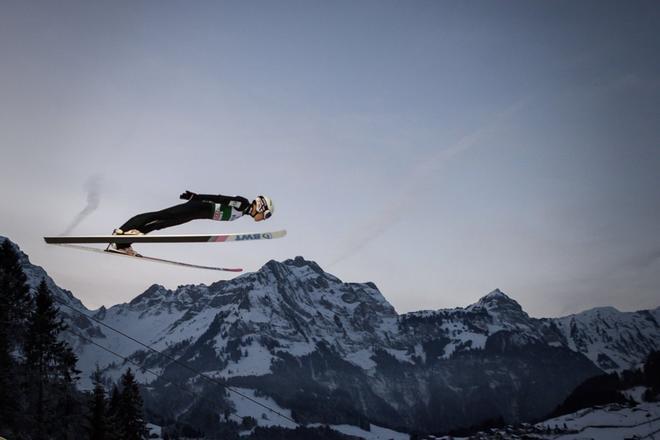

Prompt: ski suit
[116,194,251,248]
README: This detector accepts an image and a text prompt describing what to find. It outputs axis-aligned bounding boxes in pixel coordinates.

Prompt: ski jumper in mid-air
[110,191,274,256]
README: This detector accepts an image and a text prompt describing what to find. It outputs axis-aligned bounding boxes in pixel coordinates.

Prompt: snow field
[539,402,660,440]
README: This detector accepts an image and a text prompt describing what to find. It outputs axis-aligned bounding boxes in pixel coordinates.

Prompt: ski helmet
[254,195,274,219]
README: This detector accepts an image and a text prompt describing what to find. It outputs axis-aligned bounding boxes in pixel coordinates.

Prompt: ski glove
[179,190,197,200]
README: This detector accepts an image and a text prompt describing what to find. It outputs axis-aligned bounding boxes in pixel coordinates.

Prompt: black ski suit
[116,193,251,248]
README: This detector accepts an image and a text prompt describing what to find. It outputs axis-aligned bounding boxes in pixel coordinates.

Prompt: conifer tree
[107,383,121,436]
[117,368,148,440]
[644,350,660,400]
[0,326,13,427]
[108,384,121,414]
[0,239,32,340]
[88,367,110,440]
[23,279,80,438]
[0,238,33,435]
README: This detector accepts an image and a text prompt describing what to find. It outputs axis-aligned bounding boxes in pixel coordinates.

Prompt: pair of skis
[43,230,287,272]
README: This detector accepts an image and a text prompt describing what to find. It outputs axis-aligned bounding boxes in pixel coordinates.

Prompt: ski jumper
[116,194,251,248]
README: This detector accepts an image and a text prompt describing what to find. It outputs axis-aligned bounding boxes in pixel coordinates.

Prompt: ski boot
[107,229,143,256]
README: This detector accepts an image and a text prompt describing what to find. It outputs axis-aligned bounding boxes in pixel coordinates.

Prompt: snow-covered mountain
[3,236,660,435]
[402,290,660,374]
[74,257,402,382]
[546,306,660,372]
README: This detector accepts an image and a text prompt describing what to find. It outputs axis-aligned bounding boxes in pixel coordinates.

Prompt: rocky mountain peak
[285,255,325,272]
[578,306,620,317]
[483,288,509,300]
[247,256,393,318]
[459,288,536,335]
[469,288,523,313]
[259,256,335,281]
[246,257,347,303]
[129,283,169,305]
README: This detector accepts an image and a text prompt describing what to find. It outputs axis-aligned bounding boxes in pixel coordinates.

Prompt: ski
[43,229,287,244]
[55,244,243,272]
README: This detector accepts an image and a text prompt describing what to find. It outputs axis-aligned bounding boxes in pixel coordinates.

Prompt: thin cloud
[329,98,529,267]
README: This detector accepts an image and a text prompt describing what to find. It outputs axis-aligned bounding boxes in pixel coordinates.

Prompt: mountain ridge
[5,235,659,375]
[0,234,660,371]
[3,235,659,434]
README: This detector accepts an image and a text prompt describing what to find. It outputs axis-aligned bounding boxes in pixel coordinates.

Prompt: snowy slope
[76,257,402,381]
[227,387,410,439]
[539,402,660,440]
[3,236,90,313]
[548,306,660,372]
[399,289,547,361]
[426,401,660,439]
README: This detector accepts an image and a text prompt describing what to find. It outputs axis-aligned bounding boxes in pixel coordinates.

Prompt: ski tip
[265,229,286,240]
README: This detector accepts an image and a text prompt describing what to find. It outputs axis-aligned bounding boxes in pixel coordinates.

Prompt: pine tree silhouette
[0,239,32,335]
[116,368,148,440]
[23,279,80,438]
[0,239,33,435]
[88,367,110,440]
[644,351,660,399]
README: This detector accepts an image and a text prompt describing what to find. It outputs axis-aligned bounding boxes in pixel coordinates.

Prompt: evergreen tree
[23,279,80,438]
[644,350,660,400]
[116,368,148,440]
[56,377,86,440]
[88,367,110,440]
[107,384,121,432]
[0,239,32,342]
[0,326,13,431]
[0,238,33,435]
[108,384,121,415]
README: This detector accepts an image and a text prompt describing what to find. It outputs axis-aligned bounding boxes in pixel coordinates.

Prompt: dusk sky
[1,1,659,317]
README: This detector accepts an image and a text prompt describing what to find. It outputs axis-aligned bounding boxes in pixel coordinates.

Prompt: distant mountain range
[4,236,659,435]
